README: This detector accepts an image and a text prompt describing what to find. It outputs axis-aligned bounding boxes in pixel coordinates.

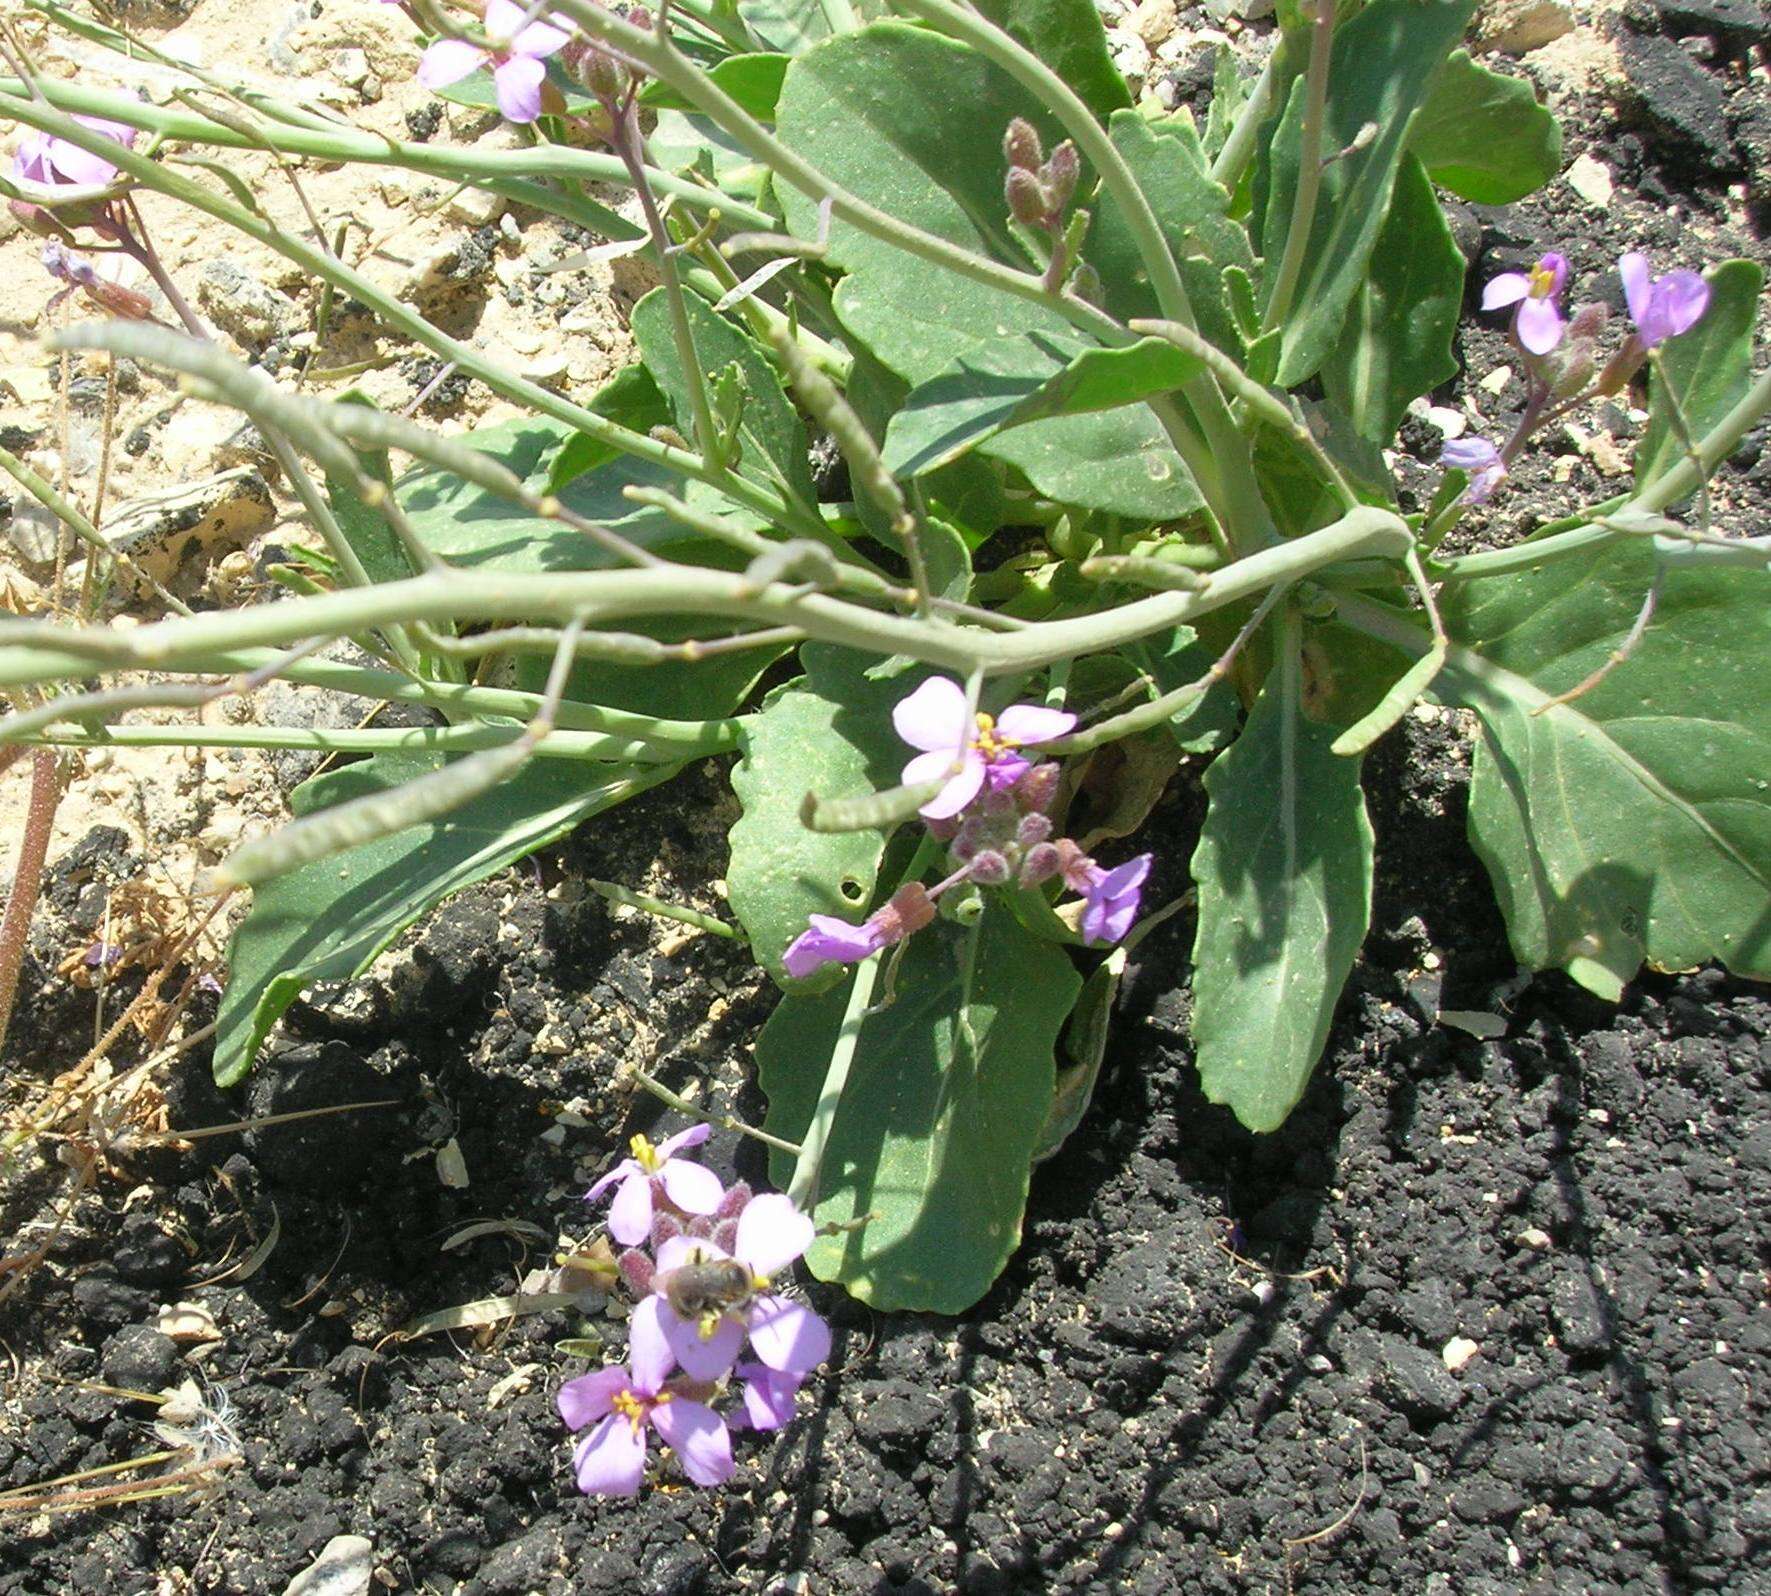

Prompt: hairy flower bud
[616,1247,655,1296]
[1042,141,1079,211]
[1018,841,1061,886]
[649,1209,684,1250]
[1003,117,1043,172]
[573,41,630,99]
[967,849,1012,886]
[1551,339,1596,400]
[1014,761,1062,814]
[1594,336,1646,397]
[870,881,937,943]
[1005,166,1050,227]
[1566,300,1608,341]
[1016,811,1053,847]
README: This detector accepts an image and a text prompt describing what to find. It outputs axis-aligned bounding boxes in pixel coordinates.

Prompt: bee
[662,1247,759,1328]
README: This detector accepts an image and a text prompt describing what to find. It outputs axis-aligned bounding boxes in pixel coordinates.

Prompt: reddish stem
[0,749,62,1054]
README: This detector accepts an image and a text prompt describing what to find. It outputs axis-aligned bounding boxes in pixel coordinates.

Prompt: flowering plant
[1,0,1766,1340]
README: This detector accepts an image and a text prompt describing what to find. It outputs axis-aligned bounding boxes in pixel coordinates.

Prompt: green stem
[1208,51,1278,192]
[585,878,740,938]
[786,950,883,1210]
[1260,0,1334,337]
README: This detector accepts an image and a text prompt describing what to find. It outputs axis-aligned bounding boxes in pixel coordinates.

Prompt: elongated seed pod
[799,778,947,834]
[1329,645,1446,756]
[768,325,906,527]
[1079,555,1211,593]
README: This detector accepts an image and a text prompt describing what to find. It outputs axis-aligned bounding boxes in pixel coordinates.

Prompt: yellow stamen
[629,1132,661,1173]
[971,710,1019,760]
[612,1388,649,1435]
[1527,263,1557,299]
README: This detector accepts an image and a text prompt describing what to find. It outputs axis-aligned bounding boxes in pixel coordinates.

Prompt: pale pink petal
[744,1294,831,1375]
[892,675,969,753]
[418,37,487,90]
[995,703,1076,744]
[658,1299,746,1380]
[656,1122,712,1160]
[903,748,984,820]
[655,1234,728,1276]
[736,1363,802,1431]
[46,140,120,187]
[1480,272,1529,311]
[493,54,547,123]
[649,1396,733,1487]
[628,1293,678,1389]
[1618,252,1651,326]
[586,1156,640,1202]
[658,1157,724,1216]
[557,1366,630,1430]
[607,1171,655,1245]
[71,115,139,150]
[573,1413,647,1496]
[510,14,572,56]
[734,1193,814,1277]
[1515,296,1564,355]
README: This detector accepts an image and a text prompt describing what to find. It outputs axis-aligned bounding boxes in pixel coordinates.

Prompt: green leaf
[1123,627,1240,753]
[1407,49,1562,205]
[775,22,1201,518]
[1203,44,1249,161]
[758,904,1082,1311]
[1636,259,1764,496]
[1035,947,1126,1162]
[630,284,818,508]
[1439,538,1771,997]
[214,754,666,1084]
[1189,636,1374,1131]
[739,0,835,53]
[973,0,1132,119]
[640,53,790,118]
[883,332,1204,477]
[727,646,913,984]
[323,395,419,588]
[1319,155,1463,443]
[1258,0,1476,387]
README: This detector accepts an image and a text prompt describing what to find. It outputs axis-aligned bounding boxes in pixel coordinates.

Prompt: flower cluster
[559,1125,829,1496]
[417,0,573,124]
[1445,249,1713,505]
[783,676,1152,978]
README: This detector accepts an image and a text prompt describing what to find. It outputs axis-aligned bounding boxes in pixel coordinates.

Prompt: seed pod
[1003,117,1043,172]
[1005,166,1050,227]
[1043,142,1079,210]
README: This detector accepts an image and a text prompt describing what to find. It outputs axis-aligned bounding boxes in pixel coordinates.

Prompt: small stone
[1131,0,1177,46]
[198,259,298,348]
[1550,1268,1615,1355]
[448,186,506,227]
[282,1534,374,1596]
[1516,1227,1554,1251]
[1565,152,1614,209]
[1480,365,1513,395]
[1617,29,1739,176]
[1378,1335,1465,1419]
[1474,0,1575,53]
[101,1325,179,1391]
[1106,28,1152,93]
[1249,1279,1276,1308]
[1442,1336,1481,1372]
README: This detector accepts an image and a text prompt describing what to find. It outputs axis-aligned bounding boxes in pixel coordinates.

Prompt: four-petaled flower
[894,676,1075,820]
[1482,252,1568,356]
[645,1193,832,1381]
[558,1302,732,1496]
[586,1124,724,1246]
[782,914,885,979]
[1080,853,1152,946]
[1438,436,1508,505]
[418,0,571,124]
[1618,252,1709,349]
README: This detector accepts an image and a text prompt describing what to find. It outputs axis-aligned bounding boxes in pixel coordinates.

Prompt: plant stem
[0,750,59,1055]
[584,878,740,938]
[1260,0,1335,337]
[786,950,883,1209]
[1208,51,1278,192]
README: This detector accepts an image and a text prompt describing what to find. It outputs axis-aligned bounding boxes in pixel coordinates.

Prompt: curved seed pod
[1078,555,1211,593]
[768,324,907,527]
[798,778,947,834]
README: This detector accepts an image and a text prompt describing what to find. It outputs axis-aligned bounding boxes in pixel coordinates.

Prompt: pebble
[281,1535,374,1596]
[1442,1336,1481,1372]
[1378,1334,1466,1419]
[101,1325,179,1391]
[1516,1226,1554,1251]
[1565,152,1615,209]
[1474,0,1575,53]
[197,259,298,348]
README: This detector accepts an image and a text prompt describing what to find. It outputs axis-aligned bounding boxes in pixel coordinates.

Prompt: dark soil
[4,8,1770,1596]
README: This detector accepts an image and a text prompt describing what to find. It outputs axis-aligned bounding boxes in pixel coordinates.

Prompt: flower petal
[735,1192,814,1277]
[658,1157,724,1216]
[493,55,547,122]
[1480,272,1529,311]
[995,704,1077,745]
[586,1157,639,1203]
[573,1413,647,1496]
[1651,270,1710,344]
[654,1234,727,1275]
[511,14,572,56]
[736,1363,802,1431]
[650,1397,734,1487]
[656,1122,713,1161]
[1618,252,1651,328]
[784,915,884,978]
[744,1294,832,1375]
[1097,853,1152,897]
[46,139,120,187]
[892,675,969,753]
[904,750,984,820]
[628,1293,678,1389]
[557,1366,630,1430]
[1515,296,1564,356]
[417,37,486,90]
[659,1300,746,1380]
[607,1171,655,1246]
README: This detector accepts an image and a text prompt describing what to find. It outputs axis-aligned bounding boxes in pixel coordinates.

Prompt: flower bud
[939,882,985,926]
[1014,761,1061,814]
[572,41,630,99]
[967,849,1012,886]
[870,882,936,942]
[1042,142,1079,210]
[1053,838,1097,895]
[1566,300,1609,341]
[649,1210,684,1249]
[1595,336,1646,398]
[625,5,653,29]
[715,1180,753,1219]
[1003,117,1042,172]
[1018,841,1061,886]
[923,812,963,844]
[1005,166,1050,227]
[617,1247,655,1296]
[710,1217,740,1253]
[1016,811,1053,847]
[1551,339,1596,401]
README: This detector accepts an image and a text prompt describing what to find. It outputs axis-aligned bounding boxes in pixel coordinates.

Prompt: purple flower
[1482,252,1568,356]
[586,1124,724,1246]
[782,914,886,979]
[1438,435,1508,505]
[1079,853,1151,946]
[894,676,1076,821]
[557,1303,732,1496]
[648,1192,831,1381]
[733,1363,803,1432]
[1618,252,1710,349]
[417,0,571,123]
[12,116,138,191]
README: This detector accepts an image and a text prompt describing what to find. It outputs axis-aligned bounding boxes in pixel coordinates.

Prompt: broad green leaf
[739,0,834,53]
[1636,259,1763,495]
[728,646,913,984]
[631,284,819,508]
[1439,539,1771,996]
[775,23,1201,517]
[1259,0,1475,387]
[1035,947,1126,1162]
[1407,49,1562,205]
[215,754,666,1084]
[1190,638,1374,1131]
[323,395,418,588]
[883,332,1204,477]
[1088,110,1253,360]
[758,904,1082,1311]
[640,53,790,118]
[973,0,1131,119]
[1203,44,1248,161]
[1320,155,1463,443]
